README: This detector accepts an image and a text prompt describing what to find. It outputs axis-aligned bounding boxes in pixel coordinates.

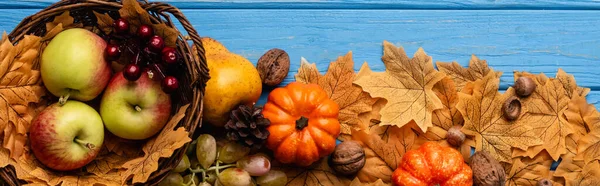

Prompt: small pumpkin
[262,82,341,166]
[392,142,473,186]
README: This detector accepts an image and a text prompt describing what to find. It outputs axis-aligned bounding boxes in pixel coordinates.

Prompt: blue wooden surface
[1,1,599,107]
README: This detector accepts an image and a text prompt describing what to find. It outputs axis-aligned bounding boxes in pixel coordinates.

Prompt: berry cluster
[104,18,179,93]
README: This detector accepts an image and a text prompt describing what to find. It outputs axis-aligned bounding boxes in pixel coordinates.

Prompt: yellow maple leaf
[354,41,445,132]
[273,158,352,186]
[576,112,600,164]
[350,178,390,186]
[506,152,555,186]
[431,76,463,130]
[514,72,575,160]
[436,55,500,92]
[555,69,590,98]
[457,71,543,163]
[121,104,191,184]
[294,52,377,135]
[564,161,600,186]
[0,34,45,159]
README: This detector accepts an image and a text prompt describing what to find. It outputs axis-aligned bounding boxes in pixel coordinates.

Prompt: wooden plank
[1,9,599,106]
[3,0,600,10]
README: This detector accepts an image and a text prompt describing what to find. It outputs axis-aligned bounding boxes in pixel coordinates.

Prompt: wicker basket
[0,0,209,185]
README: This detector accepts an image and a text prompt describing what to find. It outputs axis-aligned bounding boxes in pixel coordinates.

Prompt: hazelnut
[256,48,290,86]
[514,77,536,97]
[328,140,365,175]
[537,179,552,186]
[469,151,506,186]
[446,126,465,147]
[502,96,521,121]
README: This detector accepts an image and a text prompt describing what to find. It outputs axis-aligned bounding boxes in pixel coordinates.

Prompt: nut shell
[446,126,466,147]
[502,96,521,121]
[329,140,365,175]
[468,151,506,186]
[256,48,290,86]
[514,77,536,97]
[537,178,552,186]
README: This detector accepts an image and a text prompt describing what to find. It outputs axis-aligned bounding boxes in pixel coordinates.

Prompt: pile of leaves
[0,0,193,185]
[284,41,600,186]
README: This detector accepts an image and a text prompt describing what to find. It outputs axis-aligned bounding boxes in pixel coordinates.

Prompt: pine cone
[224,105,271,150]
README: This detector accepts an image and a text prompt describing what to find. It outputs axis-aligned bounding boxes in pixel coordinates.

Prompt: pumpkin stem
[296,116,309,130]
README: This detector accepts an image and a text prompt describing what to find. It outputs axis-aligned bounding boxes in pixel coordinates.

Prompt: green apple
[29,100,104,171]
[100,71,172,140]
[41,28,112,102]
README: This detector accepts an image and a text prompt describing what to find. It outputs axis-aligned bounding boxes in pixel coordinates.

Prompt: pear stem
[74,138,95,150]
[59,93,70,106]
[134,105,142,112]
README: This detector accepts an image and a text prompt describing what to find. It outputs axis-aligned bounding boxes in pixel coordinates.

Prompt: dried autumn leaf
[564,161,600,186]
[555,69,590,98]
[121,104,191,184]
[103,131,143,158]
[0,34,45,159]
[119,0,152,33]
[350,178,390,186]
[432,76,463,130]
[352,123,418,183]
[295,52,377,135]
[153,23,179,48]
[356,146,394,183]
[354,41,445,132]
[514,71,575,160]
[85,150,130,176]
[576,114,600,164]
[457,71,543,163]
[436,55,500,91]
[43,11,82,41]
[274,158,351,186]
[93,11,115,35]
[565,93,593,136]
[505,152,554,186]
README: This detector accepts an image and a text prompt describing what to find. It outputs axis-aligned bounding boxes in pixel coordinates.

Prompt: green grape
[186,139,198,157]
[189,155,201,169]
[196,134,217,169]
[218,142,250,164]
[236,154,271,176]
[173,154,191,173]
[198,182,212,186]
[183,174,201,186]
[256,170,287,186]
[158,172,185,186]
[217,168,252,186]
[205,171,217,185]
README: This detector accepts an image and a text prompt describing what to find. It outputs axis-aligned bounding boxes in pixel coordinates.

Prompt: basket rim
[1,0,209,185]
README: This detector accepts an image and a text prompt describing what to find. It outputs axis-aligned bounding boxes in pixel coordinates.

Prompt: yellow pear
[202,38,262,127]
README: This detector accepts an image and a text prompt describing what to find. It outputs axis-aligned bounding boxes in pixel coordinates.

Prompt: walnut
[328,140,365,175]
[446,125,465,147]
[469,151,506,186]
[256,48,290,86]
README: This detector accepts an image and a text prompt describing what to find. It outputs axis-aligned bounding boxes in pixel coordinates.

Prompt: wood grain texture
[1,9,599,106]
[3,0,600,10]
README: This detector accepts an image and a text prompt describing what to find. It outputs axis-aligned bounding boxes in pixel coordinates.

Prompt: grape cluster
[104,18,180,93]
[159,134,287,186]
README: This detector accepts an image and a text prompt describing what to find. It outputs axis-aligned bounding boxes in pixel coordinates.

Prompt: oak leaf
[354,41,445,132]
[505,152,554,186]
[121,104,191,184]
[274,158,352,186]
[0,34,45,159]
[152,23,179,48]
[43,11,82,41]
[103,131,143,158]
[93,11,115,35]
[514,71,575,160]
[457,71,543,163]
[119,0,152,33]
[352,122,418,183]
[295,52,377,135]
[85,149,130,176]
[436,55,499,92]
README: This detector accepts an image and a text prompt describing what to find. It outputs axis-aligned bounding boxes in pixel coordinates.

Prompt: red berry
[123,64,142,81]
[161,47,177,64]
[148,35,165,52]
[137,25,153,39]
[113,18,129,33]
[105,44,121,61]
[162,76,179,93]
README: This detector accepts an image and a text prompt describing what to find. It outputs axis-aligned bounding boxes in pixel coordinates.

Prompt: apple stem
[74,138,95,150]
[59,93,70,106]
[134,105,142,112]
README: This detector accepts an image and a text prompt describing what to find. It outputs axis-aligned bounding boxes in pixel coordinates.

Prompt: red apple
[100,71,172,140]
[29,100,105,171]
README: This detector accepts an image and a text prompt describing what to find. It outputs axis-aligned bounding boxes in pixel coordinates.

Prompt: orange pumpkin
[262,82,341,166]
[392,142,473,186]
